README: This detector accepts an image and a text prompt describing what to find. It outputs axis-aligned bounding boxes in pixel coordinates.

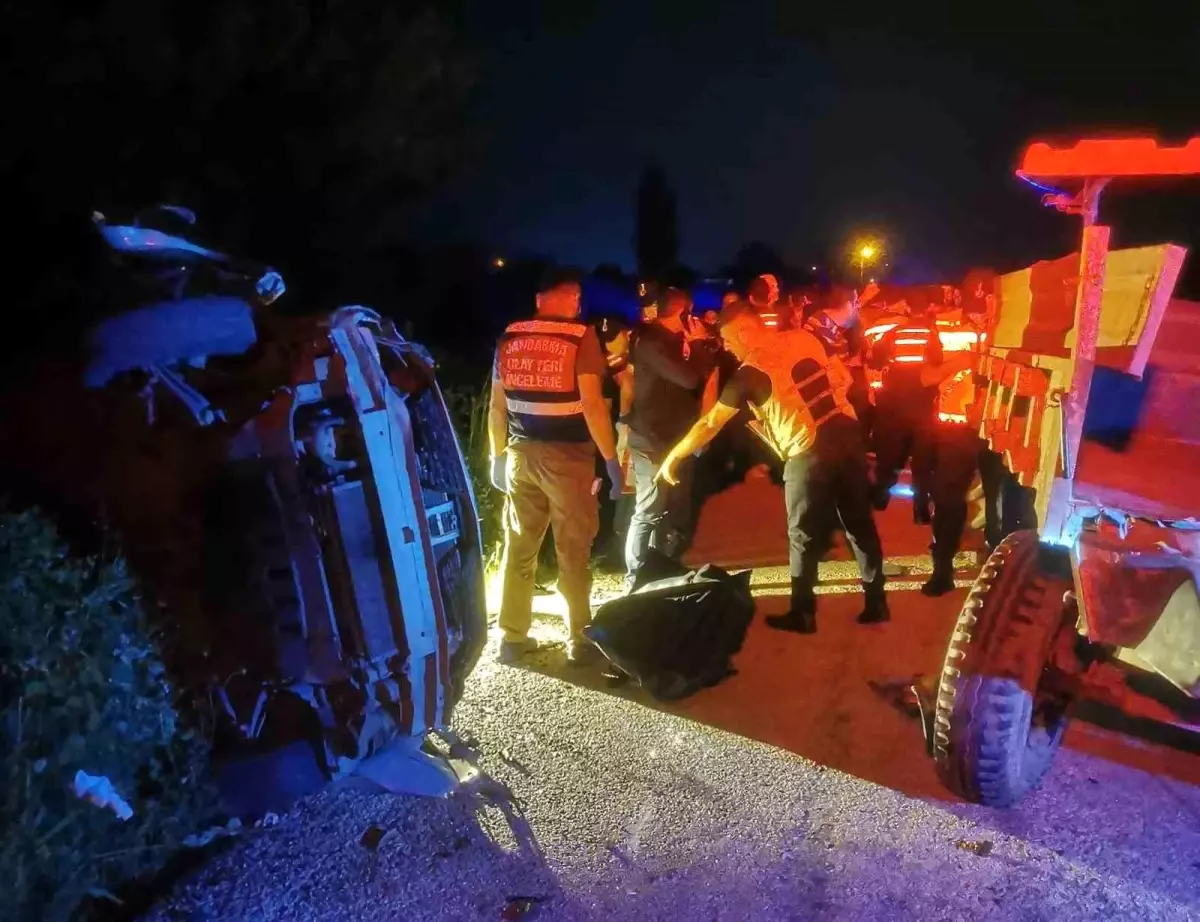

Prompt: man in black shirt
[624,288,716,579]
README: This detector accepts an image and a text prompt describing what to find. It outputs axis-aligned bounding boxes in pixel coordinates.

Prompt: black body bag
[584,554,754,700]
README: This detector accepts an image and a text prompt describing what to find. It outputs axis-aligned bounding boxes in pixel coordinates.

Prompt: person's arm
[925,320,945,366]
[487,359,508,460]
[579,372,617,461]
[868,333,892,370]
[573,329,618,461]
[617,366,635,419]
[919,351,975,388]
[826,353,855,399]
[486,360,511,492]
[615,366,634,455]
[699,365,721,415]
[657,366,756,485]
[657,401,739,485]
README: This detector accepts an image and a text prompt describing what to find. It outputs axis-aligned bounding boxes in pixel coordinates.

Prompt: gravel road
[143,616,1200,922]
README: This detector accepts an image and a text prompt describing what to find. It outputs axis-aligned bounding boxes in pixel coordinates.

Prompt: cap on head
[596,315,630,347]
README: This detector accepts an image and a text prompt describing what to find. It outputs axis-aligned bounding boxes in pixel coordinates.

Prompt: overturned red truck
[919,138,1200,807]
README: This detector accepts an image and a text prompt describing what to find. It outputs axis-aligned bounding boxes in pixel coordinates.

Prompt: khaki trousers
[498,440,599,642]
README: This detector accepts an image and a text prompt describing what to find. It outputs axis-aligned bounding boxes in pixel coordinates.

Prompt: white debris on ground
[73,770,134,821]
[141,627,1200,922]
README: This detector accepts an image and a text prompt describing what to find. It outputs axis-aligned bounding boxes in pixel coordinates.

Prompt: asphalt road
[143,482,1200,922]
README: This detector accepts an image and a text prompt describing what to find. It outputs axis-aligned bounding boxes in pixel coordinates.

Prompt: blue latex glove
[604,457,625,501]
[490,455,509,493]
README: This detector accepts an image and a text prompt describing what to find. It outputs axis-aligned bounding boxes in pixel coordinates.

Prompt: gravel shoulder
[143,617,1200,922]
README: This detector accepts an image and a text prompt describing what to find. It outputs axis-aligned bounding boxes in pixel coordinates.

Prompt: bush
[441,381,505,567]
[0,508,216,922]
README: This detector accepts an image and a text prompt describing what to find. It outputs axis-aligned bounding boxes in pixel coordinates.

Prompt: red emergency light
[1019,138,1200,179]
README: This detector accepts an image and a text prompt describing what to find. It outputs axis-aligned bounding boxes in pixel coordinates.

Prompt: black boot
[766,578,817,634]
[921,568,956,597]
[856,584,890,624]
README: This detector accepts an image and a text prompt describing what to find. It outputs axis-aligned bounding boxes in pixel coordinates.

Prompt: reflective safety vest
[936,368,976,425]
[497,318,589,443]
[885,321,936,365]
[936,317,986,426]
[742,330,855,461]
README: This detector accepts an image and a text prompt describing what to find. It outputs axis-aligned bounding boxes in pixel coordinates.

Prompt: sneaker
[497,637,542,664]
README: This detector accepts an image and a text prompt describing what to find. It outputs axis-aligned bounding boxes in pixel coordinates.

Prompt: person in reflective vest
[488,269,624,665]
[747,273,782,329]
[868,295,943,515]
[803,283,876,440]
[917,314,984,596]
[656,296,887,633]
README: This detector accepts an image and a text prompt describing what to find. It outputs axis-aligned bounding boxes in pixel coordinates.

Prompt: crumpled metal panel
[1116,579,1200,695]
[1073,530,1196,648]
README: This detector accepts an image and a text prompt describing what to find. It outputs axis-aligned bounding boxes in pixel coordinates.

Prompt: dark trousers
[847,369,874,443]
[977,447,1038,550]
[872,388,936,514]
[928,425,982,573]
[625,446,693,577]
[783,416,884,606]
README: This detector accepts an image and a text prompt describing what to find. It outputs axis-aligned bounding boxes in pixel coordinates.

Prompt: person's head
[660,286,691,318]
[747,273,780,310]
[535,267,583,319]
[717,299,763,361]
[596,316,631,358]
[822,286,860,328]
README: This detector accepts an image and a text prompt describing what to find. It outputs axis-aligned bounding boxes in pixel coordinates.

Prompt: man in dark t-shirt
[624,288,717,578]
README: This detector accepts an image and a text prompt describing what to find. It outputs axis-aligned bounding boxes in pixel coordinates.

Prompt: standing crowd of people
[487,266,1033,664]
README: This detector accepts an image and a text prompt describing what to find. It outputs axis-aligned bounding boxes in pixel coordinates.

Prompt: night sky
[421,2,1200,286]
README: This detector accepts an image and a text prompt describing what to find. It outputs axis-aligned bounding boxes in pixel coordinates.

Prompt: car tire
[932,530,1076,807]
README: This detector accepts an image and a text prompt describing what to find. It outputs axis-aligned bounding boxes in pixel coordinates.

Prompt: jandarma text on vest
[501,336,577,391]
[503,337,572,357]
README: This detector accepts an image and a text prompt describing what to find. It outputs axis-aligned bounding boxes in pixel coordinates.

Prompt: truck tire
[932,530,1075,807]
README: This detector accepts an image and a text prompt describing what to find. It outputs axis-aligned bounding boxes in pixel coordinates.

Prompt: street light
[853,240,882,284]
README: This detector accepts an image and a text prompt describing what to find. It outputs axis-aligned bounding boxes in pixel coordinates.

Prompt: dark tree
[592,263,627,284]
[728,242,787,285]
[1,1,472,316]
[634,164,678,280]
